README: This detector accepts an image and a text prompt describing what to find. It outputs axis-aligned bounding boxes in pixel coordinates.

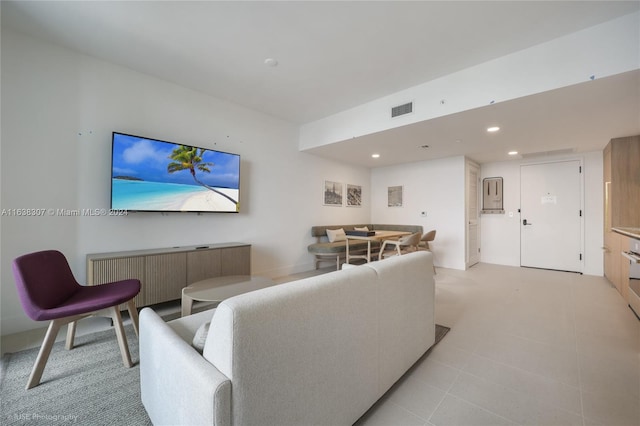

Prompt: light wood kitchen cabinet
[87,243,251,308]
[604,135,640,229]
[604,231,619,291]
[605,232,630,300]
[603,135,639,294]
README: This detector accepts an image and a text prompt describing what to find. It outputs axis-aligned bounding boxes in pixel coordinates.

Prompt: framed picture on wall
[346,184,362,207]
[323,180,343,206]
[387,185,403,207]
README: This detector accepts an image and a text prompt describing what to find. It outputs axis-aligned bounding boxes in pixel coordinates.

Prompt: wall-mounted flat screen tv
[111,132,240,213]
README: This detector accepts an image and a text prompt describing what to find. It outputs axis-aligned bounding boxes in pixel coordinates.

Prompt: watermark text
[1,208,128,217]
[6,412,80,423]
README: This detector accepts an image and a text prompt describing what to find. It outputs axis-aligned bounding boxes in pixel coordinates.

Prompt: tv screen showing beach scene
[111,132,240,213]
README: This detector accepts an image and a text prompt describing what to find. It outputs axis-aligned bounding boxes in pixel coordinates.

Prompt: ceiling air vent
[391,102,413,118]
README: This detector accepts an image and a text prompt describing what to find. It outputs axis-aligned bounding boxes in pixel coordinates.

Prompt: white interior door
[520,160,582,272]
[466,161,480,268]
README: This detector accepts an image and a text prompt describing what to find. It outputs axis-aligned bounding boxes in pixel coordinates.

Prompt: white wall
[371,156,467,270]
[369,151,604,275]
[480,151,604,276]
[0,29,371,335]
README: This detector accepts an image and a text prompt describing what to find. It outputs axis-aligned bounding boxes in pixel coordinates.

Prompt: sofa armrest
[140,308,231,426]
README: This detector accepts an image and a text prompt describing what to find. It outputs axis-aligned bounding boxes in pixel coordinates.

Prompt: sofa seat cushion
[307,240,379,254]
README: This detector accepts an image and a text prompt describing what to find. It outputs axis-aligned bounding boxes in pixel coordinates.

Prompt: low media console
[87,243,251,308]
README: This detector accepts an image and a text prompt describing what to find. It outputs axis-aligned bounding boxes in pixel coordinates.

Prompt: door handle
[523,219,533,226]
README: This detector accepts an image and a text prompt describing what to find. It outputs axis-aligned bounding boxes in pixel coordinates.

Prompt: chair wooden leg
[127,300,139,337]
[27,319,63,389]
[65,320,77,350]
[109,307,133,368]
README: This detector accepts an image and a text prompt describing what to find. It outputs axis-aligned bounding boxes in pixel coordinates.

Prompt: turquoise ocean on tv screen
[112,179,209,211]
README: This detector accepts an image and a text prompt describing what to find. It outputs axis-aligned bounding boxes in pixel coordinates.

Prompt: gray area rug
[1,323,450,425]
[0,325,150,426]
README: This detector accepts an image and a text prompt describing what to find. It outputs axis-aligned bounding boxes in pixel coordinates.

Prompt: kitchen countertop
[612,227,640,239]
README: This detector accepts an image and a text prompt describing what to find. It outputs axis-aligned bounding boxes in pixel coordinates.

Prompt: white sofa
[140,251,435,426]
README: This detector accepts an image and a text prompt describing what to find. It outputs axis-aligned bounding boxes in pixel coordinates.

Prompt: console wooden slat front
[220,245,251,276]
[144,253,187,306]
[187,249,222,284]
[87,243,250,308]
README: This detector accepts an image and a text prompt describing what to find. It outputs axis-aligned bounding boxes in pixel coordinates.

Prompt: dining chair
[12,250,141,389]
[418,230,437,273]
[379,232,422,258]
[419,230,436,251]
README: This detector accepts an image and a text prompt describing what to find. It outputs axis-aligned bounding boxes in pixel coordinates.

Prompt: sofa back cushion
[311,224,372,238]
[202,251,434,426]
[326,227,347,242]
[310,224,423,239]
[366,251,435,391]
[203,265,381,426]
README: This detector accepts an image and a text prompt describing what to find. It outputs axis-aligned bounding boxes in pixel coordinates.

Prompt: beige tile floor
[3,263,639,425]
[357,263,640,426]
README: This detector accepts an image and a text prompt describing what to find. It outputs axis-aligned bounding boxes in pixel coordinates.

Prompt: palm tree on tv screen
[167,145,238,206]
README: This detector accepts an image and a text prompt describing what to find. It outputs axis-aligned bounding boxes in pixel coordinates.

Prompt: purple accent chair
[12,250,141,389]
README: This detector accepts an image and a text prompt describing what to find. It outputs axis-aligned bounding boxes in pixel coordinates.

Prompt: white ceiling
[3,1,640,166]
[307,69,640,166]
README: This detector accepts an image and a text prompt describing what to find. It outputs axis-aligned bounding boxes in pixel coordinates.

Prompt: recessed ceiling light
[371,153,380,158]
[264,58,278,67]
[508,151,518,156]
[487,126,500,133]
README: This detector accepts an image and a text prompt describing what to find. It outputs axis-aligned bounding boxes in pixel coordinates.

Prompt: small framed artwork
[388,185,403,207]
[323,180,343,206]
[346,184,362,207]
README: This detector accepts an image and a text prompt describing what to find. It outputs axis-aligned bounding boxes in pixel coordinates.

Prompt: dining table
[345,230,411,264]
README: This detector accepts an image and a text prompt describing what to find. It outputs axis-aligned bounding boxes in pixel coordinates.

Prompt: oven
[622,237,640,320]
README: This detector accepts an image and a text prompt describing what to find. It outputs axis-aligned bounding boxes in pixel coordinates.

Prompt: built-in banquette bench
[308,224,423,269]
